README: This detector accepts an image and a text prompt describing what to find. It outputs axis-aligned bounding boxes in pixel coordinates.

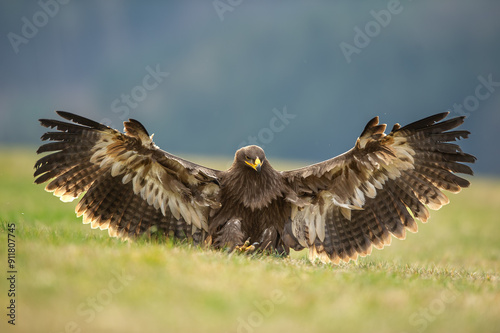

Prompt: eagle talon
[235,240,258,253]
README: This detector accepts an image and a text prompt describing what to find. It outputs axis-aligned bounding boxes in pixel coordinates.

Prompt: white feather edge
[90,136,212,231]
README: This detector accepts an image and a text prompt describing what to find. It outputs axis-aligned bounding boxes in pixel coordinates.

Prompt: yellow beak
[245,157,262,172]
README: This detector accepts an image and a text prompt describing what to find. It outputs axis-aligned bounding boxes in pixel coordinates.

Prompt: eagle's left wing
[282,112,475,263]
[34,111,221,242]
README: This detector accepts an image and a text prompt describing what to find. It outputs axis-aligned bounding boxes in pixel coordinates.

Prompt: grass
[0,146,499,333]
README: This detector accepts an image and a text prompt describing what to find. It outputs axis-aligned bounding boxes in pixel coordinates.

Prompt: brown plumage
[34,111,476,263]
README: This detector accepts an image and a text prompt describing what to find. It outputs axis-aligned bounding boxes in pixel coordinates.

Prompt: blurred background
[1,0,499,174]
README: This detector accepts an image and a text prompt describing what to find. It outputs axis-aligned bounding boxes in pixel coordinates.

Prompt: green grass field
[1,146,499,333]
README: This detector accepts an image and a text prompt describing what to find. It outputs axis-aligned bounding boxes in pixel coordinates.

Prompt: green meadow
[0,146,499,333]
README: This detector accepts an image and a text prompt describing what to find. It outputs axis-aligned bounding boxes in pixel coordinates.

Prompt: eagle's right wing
[34,111,221,242]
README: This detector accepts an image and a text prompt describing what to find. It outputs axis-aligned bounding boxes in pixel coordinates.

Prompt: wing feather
[34,111,222,242]
[283,112,475,263]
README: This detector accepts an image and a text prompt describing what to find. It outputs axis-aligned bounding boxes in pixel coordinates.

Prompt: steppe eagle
[34,111,475,263]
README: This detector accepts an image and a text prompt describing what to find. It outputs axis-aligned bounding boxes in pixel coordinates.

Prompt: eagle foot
[235,240,259,253]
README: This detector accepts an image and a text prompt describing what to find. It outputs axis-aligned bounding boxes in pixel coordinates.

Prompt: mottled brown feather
[34,111,475,264]
[283,112,475,263]
[35,111,220,243]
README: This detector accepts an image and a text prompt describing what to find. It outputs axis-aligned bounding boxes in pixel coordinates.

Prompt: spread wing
[34,111,221,242]
[282,112,476,264]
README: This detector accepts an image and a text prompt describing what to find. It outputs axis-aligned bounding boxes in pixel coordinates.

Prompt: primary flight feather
[34,111,475,263]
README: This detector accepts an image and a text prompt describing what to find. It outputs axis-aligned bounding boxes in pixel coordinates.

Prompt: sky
[1,1,499,175]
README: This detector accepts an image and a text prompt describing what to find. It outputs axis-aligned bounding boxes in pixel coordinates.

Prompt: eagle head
[235,145,266,173]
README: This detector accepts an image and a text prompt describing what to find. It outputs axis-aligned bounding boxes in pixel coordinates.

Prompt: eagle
[34,111,475,264]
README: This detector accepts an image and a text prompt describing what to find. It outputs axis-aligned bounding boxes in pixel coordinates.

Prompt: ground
[0,147,499,333]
